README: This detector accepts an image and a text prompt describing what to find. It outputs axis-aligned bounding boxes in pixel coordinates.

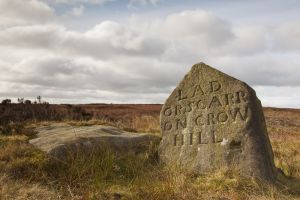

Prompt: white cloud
[48,0,161,6]
[0,3,299,107]
[273,22,300,52]
[129,0,162,5]
[254,86,300,108]
[0,0,55,27]
[0,24,65,49]
[162,10,233,46]
[49,0,114,5]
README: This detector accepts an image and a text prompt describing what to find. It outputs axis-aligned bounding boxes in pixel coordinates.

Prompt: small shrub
[1,99,11,105]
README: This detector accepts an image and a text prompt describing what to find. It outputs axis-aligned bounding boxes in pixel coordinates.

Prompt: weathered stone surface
[159,62,277,182]
[30,123,160,160]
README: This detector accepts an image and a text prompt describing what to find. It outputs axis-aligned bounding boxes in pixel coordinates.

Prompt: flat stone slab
[30,123,160,159]
[159,62,277,182]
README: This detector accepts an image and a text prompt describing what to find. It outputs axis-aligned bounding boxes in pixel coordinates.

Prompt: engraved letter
[198,132,202,144]
[230,106,249,121]
[209,96,222,108]
[163,121,172,131]
[217,111,229,123]
[224,93,234,105]
[236,91,248,103]
[175,105,182,115]
[176,118,186,130]
[196,99,206,109]
[192,85,205,97]
[177,89,187,101]
[184,102,193,113]
[207,113,216,125]
[212,131,222,143]
[200,131,208,144]
[174,134,178,146]
[195,115,204,126]
[163,107,172,116]
[211,131,216,143]
[189,132,193,145]
[210,81,221,93]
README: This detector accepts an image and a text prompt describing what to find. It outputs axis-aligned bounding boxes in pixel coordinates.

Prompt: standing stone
[159,62,277,182]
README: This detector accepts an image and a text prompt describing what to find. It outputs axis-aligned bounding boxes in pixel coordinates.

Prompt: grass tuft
[0,107,300,199]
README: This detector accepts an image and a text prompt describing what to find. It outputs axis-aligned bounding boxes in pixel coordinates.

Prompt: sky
[0,0,300,108]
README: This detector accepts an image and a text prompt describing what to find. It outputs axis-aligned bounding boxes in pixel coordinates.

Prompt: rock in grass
[30,123,160,160]
[159,62,277,182]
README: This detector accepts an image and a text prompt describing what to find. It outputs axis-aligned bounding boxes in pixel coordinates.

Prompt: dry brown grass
[0,174,61,200]
[0,106,299,199]
[265,108,300,179]
[63,115,160,134]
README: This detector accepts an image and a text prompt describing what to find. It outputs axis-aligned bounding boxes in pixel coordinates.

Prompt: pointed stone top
[159,62,277,183]
[191,62,239,81]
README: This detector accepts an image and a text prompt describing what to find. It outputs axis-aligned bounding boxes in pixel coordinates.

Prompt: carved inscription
[163,80,250,147]
[164,91,248,117]
[164,107,249,132]
[163,80,250,132]
[159,63,277,181]
[173,131,223,146]
[164,106,248,131]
